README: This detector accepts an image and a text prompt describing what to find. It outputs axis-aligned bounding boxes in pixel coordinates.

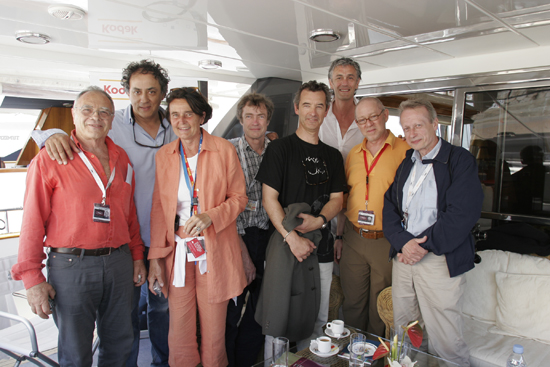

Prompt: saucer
[309,343,339,357]
[325,327,350,338]
[363,342,377,357]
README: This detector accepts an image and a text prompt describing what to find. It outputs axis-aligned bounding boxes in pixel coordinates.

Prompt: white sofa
[462,249,550,367]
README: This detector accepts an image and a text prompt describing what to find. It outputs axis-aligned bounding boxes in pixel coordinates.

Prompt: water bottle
[506,344,526,367]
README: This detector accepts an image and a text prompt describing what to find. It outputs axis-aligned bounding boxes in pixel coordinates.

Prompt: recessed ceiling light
[15,31,51,45]
[48,5,86,20]
[199,60,222,69]
[309,29,340,42]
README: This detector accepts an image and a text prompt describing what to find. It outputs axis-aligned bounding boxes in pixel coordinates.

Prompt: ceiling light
[199,60,222,70]
[48,5,86,20]
[309,29,340,42]
[15,31,51,45]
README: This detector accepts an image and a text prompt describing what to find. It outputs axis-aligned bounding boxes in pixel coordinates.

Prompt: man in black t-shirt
[256,80,346,351]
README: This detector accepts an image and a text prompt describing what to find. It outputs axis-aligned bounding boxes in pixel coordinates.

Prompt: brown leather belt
[352,225,384,240]
[50,246,120,256]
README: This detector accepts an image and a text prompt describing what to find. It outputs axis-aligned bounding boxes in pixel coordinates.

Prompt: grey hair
[75,86,115,111]
[328,57,362,80]
[398,98,437,123]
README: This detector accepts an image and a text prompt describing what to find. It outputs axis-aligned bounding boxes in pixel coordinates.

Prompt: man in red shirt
[12,86,146,366]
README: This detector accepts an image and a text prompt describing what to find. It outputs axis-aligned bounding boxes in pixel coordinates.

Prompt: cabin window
[463,87,550,221]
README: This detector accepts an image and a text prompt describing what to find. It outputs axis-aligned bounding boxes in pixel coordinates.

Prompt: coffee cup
[316,336,332,353]
[326,319,345,336]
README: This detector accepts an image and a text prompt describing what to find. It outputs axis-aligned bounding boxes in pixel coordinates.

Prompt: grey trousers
[48,244,134,367]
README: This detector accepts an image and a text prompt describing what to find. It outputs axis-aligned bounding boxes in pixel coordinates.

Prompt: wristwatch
[335,235,343,240]
[318,214,328,229]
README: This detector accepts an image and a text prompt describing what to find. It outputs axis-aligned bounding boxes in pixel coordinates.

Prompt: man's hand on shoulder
[400,236,428,265]
[294,213,324,233]
[285,230,316,262]
[45,133,80,165]
[26,282,56,319]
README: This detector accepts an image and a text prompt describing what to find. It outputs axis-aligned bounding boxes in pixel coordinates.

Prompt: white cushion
[462,250,509,322]
[493,272,550,344]
[507,251,550,275]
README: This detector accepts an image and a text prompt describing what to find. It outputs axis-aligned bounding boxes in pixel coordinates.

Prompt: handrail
[0,207,23,235]
[0,311,40,354]
[0,168,27,173]
[0,311,59,367]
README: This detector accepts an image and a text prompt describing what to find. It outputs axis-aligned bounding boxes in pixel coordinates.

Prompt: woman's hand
[148,258,165,296]
[183,213,212,236]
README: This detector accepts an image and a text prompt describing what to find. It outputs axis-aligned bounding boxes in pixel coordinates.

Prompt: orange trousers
[168,261,229,367]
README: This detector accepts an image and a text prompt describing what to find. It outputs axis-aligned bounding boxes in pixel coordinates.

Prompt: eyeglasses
[77,106,114,120]
[356,108,386,125]
[133,121,168,149]
[302,158,329,186]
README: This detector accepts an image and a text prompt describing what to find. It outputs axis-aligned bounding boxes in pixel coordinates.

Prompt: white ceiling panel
[0,0,549,97]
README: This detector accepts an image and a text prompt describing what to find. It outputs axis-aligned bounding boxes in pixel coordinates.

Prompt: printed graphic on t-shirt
[302,156,329,186]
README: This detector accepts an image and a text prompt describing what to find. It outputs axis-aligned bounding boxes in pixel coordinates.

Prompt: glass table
[253,326,460,367]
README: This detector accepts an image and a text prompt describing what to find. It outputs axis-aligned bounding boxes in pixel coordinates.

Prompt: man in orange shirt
[336,97,409,336]
[12,86,146,367]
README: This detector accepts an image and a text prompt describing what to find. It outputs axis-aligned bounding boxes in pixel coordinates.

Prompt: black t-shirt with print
[256,133,346,262]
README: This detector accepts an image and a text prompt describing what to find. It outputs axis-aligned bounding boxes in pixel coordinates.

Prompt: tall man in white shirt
[319,58,365,268]
[318,57,364,160]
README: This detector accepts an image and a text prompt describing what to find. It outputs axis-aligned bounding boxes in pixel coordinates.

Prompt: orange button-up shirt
[345,131,409,230]
[12,131,144,289]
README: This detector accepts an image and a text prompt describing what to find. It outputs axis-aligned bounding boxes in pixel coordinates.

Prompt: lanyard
[403,162,433,215]
[179,134,203,217]
[77,150,115,205]
[362,143,388,207]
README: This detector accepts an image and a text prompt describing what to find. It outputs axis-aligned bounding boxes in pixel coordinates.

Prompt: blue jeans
[127,247,169,367]
[49,245,134,367]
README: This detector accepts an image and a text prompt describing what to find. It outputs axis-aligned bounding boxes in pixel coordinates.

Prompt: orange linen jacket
[149,129,248,303]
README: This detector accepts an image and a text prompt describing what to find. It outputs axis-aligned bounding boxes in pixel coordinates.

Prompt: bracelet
[335,235,343,240]
[283,230,294,243]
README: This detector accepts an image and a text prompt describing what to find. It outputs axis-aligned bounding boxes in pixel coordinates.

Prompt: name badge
[93,203,110,223]
[246,200,258,212]
[358,210,375,226]
[185,237,206,261]
[402,212,409,230]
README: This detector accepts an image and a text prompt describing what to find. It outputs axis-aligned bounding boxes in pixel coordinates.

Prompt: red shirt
[12,131,144,289]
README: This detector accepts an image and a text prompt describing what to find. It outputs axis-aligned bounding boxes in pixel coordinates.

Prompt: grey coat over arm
[255,202,323,342]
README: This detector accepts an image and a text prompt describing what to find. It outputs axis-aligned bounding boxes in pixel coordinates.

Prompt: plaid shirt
[230,136,270,235]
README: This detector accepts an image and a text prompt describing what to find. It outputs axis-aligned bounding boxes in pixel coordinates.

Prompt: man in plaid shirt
[225,93,275,367]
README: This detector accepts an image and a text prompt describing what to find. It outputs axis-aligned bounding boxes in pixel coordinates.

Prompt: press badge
[358,210,375,226]
[93,203,111,223]
[245,200,258,211]
[185,237,206,261]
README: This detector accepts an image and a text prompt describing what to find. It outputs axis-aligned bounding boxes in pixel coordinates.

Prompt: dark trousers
[225,227,269,367]
[49,244,134,367]
[127,247,169,367]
